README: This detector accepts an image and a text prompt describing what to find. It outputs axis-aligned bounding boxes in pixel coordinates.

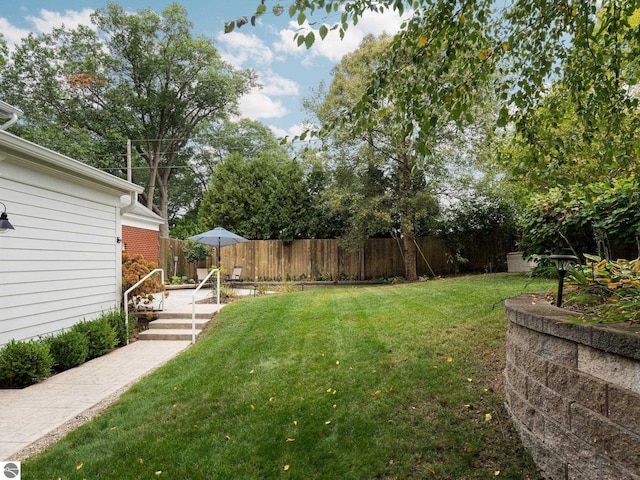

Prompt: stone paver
[0,287,230,461]
[0,340,191,461]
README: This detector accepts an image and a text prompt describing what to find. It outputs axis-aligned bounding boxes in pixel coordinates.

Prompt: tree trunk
[402,220,418,281]
[158,179,170,238]
[397,151,418,281]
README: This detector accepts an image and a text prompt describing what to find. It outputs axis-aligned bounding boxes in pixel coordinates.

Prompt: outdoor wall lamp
[0,202,15,234]
[549,254,578,307]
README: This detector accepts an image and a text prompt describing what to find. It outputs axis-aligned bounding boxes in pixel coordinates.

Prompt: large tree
[168,119,287,239]
[198,151,312,242]
[306,34,493,280]
[0,3,255,236]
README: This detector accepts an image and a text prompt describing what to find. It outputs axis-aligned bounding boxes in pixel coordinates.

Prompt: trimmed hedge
[0,339,53,388]
[1,309,135,388]
[71,319,117,359]
[48,330,89,371]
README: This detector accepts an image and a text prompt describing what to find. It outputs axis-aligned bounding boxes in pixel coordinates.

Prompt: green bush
[48,330,89,371]
[72,319,117,359]
[0,339,53,388]
[101,309,136,347]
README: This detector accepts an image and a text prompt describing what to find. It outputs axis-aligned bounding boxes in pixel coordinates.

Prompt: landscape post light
[0,202,15,234]
[549,254,578,307]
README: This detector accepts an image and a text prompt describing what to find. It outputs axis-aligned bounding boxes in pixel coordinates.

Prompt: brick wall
[504,294,640,480]
[122,225,159,264]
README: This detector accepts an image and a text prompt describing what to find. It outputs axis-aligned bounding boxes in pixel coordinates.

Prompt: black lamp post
[549,254,578,307]
[0,202,15,234]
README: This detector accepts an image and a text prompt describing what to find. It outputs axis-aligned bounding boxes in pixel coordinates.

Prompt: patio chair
[226,266,243,284]
[197,268,209,284]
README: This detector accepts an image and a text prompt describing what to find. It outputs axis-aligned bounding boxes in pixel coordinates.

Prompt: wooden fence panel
[364,238,405,279]
[415,237,450,276]
[159,238,215,280]
[159,236,490,282]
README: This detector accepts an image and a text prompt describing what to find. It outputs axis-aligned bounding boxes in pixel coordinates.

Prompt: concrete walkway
[0,288,224,461]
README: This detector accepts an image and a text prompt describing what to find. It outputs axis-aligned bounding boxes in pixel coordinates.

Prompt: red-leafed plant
[122,252,165,311]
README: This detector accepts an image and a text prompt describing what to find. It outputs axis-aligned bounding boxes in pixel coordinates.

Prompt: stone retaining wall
[504,294,640,480]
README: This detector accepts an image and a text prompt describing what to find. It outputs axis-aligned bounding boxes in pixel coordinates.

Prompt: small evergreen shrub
[0,339,53,388]
[72,319,117,359]
[48,330,89,371]
[101,309,136,347]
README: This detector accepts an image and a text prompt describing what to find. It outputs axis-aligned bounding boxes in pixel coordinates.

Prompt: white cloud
[238,90,288,120]
[273,8,410,64]
[216,30,274,68]
[1,8,94,50]
[26,8,94,33]
[267,122,318,141]
[259,70,299,96]
[0,18,31,49]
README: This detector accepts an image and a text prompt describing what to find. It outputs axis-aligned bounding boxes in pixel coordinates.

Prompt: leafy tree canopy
[198,151,314,243]
[230,1,640,172]
[0,2,256,236]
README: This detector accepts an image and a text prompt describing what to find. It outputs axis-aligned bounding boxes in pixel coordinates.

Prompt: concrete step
[137,328,202,341]
[148,318,209,329]
[155,311,214,320]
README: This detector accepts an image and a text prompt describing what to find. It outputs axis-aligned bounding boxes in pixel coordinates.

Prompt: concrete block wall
[122,225,159,264]
[504,294,640,480]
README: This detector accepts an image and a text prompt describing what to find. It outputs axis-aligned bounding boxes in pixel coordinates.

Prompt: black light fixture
[549,254,578,307]
[0,202,15,234]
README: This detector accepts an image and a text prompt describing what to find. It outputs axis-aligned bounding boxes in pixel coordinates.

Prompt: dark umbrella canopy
[189,227,249,265]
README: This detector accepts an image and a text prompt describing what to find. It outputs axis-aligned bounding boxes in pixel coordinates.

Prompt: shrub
[100,309,136,347]
[122,252,164,311]
[48,330,89,371]
[72,319,117,359]
[0,339,53,388]
[183,240,211,265]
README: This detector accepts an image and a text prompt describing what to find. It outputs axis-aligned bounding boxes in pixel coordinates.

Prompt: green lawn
[23,274,553,479]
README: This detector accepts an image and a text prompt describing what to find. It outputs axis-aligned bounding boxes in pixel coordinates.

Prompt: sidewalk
[0,288,223,461]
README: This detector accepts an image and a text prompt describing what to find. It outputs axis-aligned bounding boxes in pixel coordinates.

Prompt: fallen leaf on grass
[155,471,162,476]
[373,390,381,396]
[283,465,290,471]
[494,471,500,476]
[76,463,83,470]
[286,438,295,442]
[250,404,255,410]
[325,420,331,425]
[485,413,492,422]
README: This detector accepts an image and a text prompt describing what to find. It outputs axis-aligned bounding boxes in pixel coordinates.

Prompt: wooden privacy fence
[158,236,507,282]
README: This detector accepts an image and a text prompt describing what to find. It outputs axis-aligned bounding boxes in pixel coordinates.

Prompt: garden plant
[564,254,640,323]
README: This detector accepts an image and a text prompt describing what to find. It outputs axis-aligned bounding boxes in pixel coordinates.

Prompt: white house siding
[0,131,142,346]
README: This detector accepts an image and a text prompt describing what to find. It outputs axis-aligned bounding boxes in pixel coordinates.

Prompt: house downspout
[0,112,19,131]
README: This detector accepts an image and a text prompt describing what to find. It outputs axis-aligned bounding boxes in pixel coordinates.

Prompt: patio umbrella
[189,227,249,266]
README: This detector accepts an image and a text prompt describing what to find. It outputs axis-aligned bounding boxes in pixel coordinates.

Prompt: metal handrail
[192,268,220,344]
[123,268,164,345]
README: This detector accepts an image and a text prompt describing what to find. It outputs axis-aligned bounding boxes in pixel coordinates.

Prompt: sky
[0,1,409,139]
